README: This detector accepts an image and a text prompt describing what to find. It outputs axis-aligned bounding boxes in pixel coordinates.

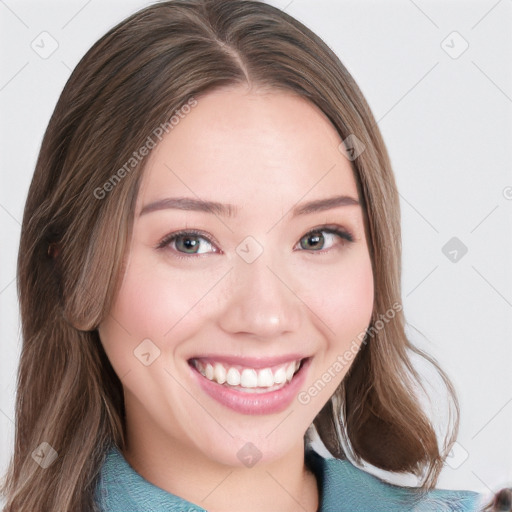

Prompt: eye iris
[301,232,324,250]
[176,235,200,253]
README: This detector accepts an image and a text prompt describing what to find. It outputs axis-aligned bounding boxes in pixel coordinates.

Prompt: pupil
[179,236,199,253]
[304,232,323,249]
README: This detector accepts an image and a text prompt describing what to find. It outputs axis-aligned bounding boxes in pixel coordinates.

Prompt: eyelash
[156,225,355,261]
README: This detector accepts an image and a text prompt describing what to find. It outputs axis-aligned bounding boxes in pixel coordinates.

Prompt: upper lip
[188,354,309,369]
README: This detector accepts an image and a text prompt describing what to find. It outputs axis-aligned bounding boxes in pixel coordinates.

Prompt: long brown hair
[2,0,463,509]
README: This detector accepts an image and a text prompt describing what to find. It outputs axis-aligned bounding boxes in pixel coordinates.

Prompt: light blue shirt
[94,445,483,511]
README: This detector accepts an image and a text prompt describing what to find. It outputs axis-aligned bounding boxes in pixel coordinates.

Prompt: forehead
[136,86,359,217]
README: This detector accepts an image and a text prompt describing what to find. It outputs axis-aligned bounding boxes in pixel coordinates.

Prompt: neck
[123,424,319,512]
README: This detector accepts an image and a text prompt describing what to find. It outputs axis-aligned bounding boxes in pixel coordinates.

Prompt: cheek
[300,250,374,341]
[98,249,214,367]
[294,252,373,407]
[285,249,373,413]
[335,256,374,325]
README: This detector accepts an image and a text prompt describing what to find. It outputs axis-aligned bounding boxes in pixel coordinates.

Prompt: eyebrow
[139,194,359,218]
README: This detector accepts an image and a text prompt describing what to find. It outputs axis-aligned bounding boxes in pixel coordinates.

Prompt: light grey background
[1,0,511,502]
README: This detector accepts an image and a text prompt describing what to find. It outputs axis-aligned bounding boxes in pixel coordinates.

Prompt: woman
[1,0,508,510]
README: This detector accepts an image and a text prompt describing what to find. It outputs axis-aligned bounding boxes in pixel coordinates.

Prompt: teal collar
[95,445,481,511]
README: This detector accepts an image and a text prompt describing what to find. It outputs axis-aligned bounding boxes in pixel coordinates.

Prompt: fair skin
[98,85,374,512]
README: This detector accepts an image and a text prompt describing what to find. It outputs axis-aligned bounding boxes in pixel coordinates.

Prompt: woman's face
[98,85,374,467]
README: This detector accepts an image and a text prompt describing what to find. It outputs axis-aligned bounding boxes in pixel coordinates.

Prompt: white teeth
[240,369,258,388]
[214,363,226,384]
[285,363,295,382]
[194,359,303,390]
[197,364,206,377]
[257,368,273,387]
[226,367,241,386]
[273,367,286,385]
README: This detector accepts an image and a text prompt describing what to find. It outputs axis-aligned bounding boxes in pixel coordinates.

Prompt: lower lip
[189,358,311,415]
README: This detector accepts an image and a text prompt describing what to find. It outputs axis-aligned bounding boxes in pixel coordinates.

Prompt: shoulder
[306,449,483,512]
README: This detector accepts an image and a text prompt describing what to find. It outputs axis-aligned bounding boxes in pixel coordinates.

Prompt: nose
[218,254,303,339]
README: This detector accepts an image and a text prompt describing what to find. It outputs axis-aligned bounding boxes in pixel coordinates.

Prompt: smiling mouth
[188,357,307,394]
